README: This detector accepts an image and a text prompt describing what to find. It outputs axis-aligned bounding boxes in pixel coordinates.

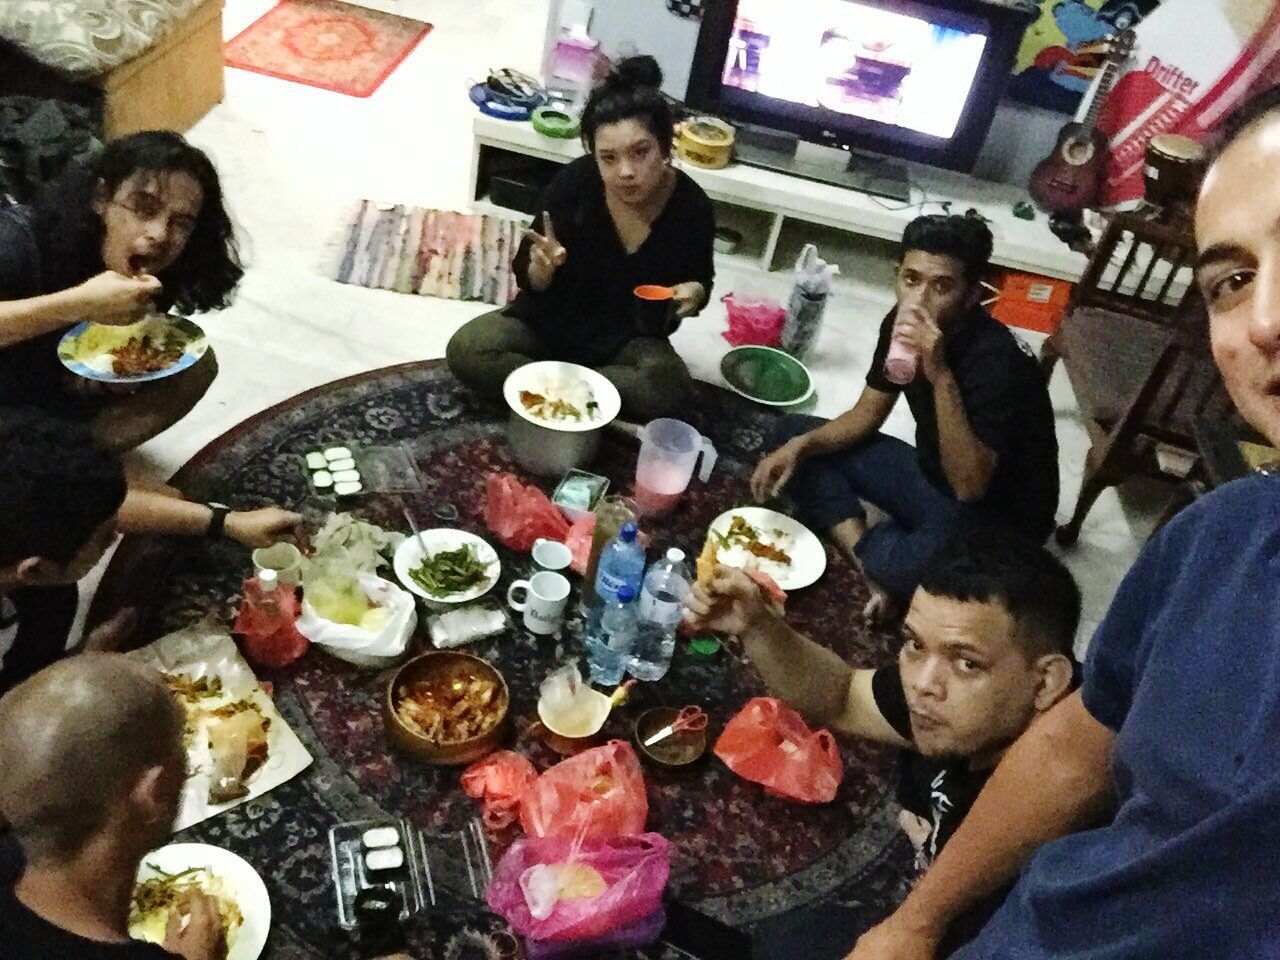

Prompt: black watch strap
[206,502,231,540]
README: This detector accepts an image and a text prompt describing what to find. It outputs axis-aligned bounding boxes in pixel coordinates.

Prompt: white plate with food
[502,360,621,431]
[130,843,269,960]
[393,529,501,606]
[706,507,827,591]
[128,628,313,832]
[57,315,207,383]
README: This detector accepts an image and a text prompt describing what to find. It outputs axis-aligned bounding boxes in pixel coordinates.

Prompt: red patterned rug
[225,0,432,98]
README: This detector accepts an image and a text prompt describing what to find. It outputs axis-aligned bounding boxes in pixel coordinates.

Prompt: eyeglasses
[111,190,198,241]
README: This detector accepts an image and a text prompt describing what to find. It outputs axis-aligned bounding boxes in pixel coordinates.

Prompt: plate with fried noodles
[130,843,269,960]
[57,314,207,383]
[706,506,827,590]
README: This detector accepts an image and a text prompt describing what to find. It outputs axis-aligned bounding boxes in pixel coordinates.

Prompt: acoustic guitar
[1029,30,1136,216]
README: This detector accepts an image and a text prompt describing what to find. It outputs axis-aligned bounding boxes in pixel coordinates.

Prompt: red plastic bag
[462,751,538,831]
[485,473,571,552]
[487,832,670,942]
[714,697,843,803]
[232,578,308,668]
[722,293,786,347]
[520,740,648,841]
[564,514,595,575]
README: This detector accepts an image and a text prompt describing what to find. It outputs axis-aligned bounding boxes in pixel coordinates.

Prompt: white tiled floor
[94,0,1170,654]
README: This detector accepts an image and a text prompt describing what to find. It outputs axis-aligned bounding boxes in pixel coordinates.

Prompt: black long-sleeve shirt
[507,156,715,365]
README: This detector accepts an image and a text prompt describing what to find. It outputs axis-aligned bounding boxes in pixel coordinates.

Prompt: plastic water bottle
[631,548,690,681]
[585,585,638,686]
[593,522,645,606]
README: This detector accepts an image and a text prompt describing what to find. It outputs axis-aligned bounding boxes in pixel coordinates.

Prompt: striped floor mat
[329,201,523,304]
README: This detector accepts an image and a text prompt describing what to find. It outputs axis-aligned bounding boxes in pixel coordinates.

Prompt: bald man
[0,654,224,959]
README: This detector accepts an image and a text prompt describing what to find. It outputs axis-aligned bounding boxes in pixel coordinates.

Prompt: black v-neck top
[507,156,715,364]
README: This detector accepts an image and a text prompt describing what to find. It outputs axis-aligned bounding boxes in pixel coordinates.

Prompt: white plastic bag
[297,573,416,668]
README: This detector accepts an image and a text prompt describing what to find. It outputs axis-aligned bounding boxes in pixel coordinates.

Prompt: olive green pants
[446,309,695,423]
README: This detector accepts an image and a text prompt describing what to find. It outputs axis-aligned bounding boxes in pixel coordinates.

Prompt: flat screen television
[687,0,1033,200]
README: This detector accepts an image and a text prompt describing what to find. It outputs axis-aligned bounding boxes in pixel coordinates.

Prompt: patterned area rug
[328,201,523,305]
[93,361,912,959]
[225,0,432,98]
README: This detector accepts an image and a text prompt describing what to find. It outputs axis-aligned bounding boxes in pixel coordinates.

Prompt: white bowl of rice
[503,361,622,477]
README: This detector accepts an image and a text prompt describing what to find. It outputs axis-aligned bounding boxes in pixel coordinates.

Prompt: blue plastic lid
[617,585,636,603]
[619,522,638,542]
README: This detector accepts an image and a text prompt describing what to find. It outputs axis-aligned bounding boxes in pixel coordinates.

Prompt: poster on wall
[1007,0,1161,113]
[1092,0,1280,207]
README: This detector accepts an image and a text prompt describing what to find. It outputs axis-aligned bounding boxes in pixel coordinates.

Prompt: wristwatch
[206,502,231,540]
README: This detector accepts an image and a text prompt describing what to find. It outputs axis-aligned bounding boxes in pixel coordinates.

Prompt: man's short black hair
[0,409,127,566]
[900,214,994,283]
[1216,84,1280,157]
[918,528,1081,661]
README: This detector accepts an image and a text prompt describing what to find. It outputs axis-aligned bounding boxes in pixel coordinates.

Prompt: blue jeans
[775,415,973,602]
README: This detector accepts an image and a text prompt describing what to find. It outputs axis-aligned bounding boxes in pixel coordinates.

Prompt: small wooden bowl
[385,651,510,765]
[634,707,708,769]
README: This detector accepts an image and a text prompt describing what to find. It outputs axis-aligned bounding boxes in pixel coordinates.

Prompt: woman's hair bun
[606,55,663,93]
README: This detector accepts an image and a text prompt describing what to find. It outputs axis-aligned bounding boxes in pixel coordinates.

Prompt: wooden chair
[1041,211,1198,383]
[1055,292,1242,545]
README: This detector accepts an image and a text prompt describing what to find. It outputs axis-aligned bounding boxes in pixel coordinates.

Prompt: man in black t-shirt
[0,654,225,959]
[0,409,302,696]
[685,531,1081,957]
[752,215,1058,618]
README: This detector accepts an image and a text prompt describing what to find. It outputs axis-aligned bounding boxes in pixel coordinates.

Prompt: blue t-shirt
[954,472,1280,959]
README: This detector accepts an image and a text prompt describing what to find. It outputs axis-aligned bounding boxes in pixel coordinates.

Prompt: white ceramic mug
[532,538,573,574]
[252,542,303,587]
[507,571,570,635]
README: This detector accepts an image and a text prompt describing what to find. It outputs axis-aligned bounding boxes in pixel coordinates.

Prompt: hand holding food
[684,564,777,636]
[72,270,161,325]
[751,441,804,501]
[670,281,707,318]
[224,507,304,548]
[162,890,228,960]
[524,212,567,290]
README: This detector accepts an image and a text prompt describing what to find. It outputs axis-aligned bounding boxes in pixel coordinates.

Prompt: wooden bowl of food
[385,651,510,765]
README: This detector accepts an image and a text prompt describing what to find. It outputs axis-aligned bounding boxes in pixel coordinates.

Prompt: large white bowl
[502,361,622,477]
[393,529,501,607]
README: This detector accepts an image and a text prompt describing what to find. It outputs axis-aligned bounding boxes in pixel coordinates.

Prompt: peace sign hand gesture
[524,212,567,291]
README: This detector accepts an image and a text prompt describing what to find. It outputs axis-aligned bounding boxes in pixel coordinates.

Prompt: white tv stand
[468,114,1088,282]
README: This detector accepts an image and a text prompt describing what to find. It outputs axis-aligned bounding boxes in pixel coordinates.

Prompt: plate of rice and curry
[57,314,207,383]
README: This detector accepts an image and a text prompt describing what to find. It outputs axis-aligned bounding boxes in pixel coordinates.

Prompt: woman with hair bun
[448,55,716,421]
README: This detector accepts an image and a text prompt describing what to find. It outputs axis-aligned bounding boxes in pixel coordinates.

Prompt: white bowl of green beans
[393,529,502,608]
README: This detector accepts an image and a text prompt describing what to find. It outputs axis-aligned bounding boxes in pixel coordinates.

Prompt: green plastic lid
[688,636,722,657]
[721,346,815,406]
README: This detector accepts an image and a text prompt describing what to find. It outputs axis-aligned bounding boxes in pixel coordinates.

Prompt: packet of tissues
[428,602,510,649]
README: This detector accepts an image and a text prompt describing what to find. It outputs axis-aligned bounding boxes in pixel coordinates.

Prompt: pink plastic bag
[520,740,648,841]
[487,832,670,942]
[722,293,786,347]
[485,473,571,552]
[714,697,844,804]
[462,751,538,830]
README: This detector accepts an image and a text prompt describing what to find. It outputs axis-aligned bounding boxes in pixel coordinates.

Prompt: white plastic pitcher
[634,418,717,516]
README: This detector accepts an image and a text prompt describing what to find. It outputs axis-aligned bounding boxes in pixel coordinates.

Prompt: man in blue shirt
[848,87,1280,959]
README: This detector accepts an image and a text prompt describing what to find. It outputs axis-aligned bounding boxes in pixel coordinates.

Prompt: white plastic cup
[883,336,919,385]
[251,542,303,587]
